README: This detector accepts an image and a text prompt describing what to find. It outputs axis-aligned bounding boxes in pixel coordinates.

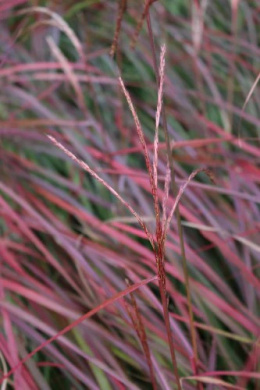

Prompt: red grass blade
[0,276,157,384]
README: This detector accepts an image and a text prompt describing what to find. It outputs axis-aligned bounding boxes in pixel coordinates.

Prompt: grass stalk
[146,9,200,384]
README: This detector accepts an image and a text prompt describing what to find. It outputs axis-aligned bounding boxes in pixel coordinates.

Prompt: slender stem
[127,287,158,390]
[146,8,200,379]
[145,11,183,390]
[158,277,181,390]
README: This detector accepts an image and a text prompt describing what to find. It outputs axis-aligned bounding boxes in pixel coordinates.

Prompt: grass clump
[0,1,259,389]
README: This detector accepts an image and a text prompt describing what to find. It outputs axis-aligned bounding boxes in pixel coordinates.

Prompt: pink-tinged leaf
[7,73,116,85]
[0,243,26,276]
[107,137,227,157]
[0,191,78,292]
[180,206,260,291]
[181,375,244,389]
[197,285,259,334]
[201,371,260,379]
[16,7,85,60]
[0,118,91,128]
[46,37,86,113]
[0,279,79,320]
[34,184,154,260]
[0,62,98,78]
[0,276,157,384]
[0,288,22,388]
[201,117,260,158]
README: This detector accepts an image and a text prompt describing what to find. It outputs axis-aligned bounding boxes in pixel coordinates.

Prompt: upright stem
[158,275,181,390]
[146,8,200,380]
